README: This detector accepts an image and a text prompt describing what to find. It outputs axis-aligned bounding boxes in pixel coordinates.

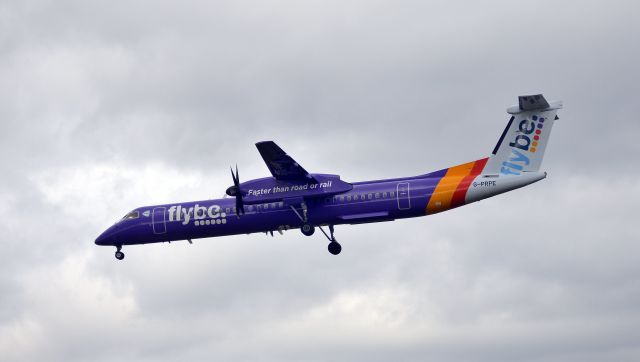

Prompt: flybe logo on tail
[501,115,546,176]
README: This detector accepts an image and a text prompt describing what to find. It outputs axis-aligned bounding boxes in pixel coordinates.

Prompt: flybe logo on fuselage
[500,115,546,176]
[168,204,227,226]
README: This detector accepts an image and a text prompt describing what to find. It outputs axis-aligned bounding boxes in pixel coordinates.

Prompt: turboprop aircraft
[96,94,562,260]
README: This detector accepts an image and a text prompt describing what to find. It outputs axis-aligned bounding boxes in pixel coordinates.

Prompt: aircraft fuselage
[95,159,545,248]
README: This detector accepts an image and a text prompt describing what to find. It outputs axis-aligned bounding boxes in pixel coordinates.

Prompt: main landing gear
[328,239,342,255]
[301,223,315,236]
[290,203,341,255]
[114,245,125,260]
[323,225,341,255]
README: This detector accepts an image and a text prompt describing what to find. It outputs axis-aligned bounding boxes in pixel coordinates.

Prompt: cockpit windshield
[122,210,140,220]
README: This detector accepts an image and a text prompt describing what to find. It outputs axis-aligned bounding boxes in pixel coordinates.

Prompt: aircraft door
[397,182,411,210]
[152,207,167,234]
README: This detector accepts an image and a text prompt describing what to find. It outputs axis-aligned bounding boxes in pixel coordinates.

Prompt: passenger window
[339,196,345,202]
[347,195,352,202]
[248,205,254,212]
[390,191,395,197]
[264,203,269,210]
[383,192,388,198]
[354,195,359,201]
[368,193,373,200]
[271,203,277,209]
[232,207,236,214]
[375,192,380,199]
[225,208,230,214]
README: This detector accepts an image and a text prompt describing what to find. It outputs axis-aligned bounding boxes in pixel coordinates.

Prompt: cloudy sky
[1,0,640,361]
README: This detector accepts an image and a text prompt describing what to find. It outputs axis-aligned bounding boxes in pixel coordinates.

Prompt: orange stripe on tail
[426,158,489,214]
[450,158,488,208]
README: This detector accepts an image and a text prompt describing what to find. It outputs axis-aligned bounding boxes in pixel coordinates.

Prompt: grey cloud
[1,0,639,361]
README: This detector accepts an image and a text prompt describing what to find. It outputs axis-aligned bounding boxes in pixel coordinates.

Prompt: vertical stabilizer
[483,94,562,176]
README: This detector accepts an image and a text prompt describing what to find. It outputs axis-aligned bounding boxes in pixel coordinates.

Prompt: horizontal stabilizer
[519,94,549,111]
[507,94,562,114]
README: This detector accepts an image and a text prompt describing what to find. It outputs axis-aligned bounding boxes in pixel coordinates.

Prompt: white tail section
[483,94,562,176]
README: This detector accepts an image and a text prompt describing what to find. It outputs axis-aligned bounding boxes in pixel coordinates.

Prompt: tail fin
[483,94,562,176]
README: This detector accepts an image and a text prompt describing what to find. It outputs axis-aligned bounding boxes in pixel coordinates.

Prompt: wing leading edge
[255,141,315,182]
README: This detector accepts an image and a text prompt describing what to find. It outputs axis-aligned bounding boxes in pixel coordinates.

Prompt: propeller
[226,165,245,216]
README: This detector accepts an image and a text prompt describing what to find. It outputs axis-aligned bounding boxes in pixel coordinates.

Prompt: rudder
[483,94,562,176]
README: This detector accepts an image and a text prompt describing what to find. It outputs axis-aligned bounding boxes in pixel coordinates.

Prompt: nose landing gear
[115,245,125,260]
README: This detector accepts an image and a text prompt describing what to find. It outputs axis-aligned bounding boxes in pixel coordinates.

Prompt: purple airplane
[96,94,562,260]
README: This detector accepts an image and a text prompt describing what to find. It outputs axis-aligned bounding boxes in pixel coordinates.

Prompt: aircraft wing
[255,141,315,181]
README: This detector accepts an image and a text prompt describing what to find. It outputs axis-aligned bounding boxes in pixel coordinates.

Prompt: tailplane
[483,94,562,176]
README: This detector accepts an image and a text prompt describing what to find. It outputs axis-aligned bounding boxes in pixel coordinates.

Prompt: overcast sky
[1,1,640,361]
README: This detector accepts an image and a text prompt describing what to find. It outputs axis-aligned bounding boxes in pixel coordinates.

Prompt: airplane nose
[95,231,109,245]
[95,226,116,245]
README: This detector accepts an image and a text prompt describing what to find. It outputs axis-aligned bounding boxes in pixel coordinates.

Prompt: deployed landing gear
[290,202,342,255]
[328,240,342,255]
[290,203,315,237]
[115,245,125,260]
[301,223,315,236]
[320,225,341,255]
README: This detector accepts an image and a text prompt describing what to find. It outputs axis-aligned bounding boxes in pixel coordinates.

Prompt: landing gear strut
[320,224,341,255]
[115,245,125,260]
[290,203,315,237]
[290,202,342,255]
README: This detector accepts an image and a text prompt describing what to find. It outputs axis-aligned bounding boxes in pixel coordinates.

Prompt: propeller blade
[230,166,238,186]
[236,193,245,215]
[229,164,245,216]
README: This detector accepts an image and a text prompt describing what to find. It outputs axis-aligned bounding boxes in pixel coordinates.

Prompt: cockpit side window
[123,210,140,220]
